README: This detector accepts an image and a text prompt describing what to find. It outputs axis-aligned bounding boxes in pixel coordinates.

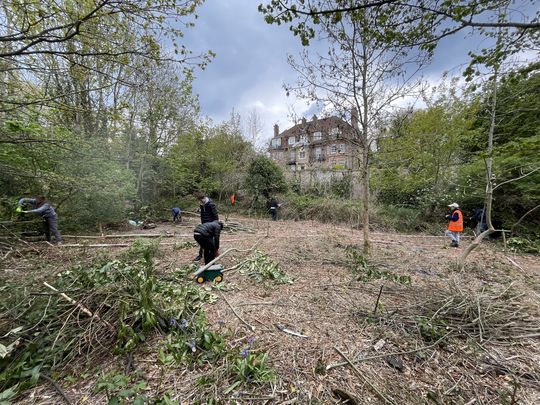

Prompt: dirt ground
[3,214,540,404]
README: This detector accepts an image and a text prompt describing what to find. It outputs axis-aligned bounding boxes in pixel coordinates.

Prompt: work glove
[16,206,24,213]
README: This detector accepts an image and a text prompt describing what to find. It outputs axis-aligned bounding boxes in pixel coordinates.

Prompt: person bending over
[193,220,223,264]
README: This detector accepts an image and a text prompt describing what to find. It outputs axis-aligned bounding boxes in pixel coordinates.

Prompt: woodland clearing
[1,215,539,404]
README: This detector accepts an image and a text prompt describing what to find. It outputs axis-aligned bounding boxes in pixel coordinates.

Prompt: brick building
[268,112,359,172]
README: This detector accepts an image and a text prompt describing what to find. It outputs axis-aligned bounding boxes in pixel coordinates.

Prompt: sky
[182,0,537,147]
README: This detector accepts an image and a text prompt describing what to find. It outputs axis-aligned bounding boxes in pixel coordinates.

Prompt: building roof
[278,116,353,138]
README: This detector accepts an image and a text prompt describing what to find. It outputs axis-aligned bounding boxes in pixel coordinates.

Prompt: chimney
[301,117,307,125]
[273,124,279,137]
[312,115,318,121]
[351,107,359,129]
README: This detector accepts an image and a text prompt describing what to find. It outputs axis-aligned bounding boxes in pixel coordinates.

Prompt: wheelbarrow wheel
[214,274,223,283]
[196,276,205,284]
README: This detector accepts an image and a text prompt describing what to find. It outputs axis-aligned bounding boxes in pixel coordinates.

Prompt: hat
[448,203,459,209]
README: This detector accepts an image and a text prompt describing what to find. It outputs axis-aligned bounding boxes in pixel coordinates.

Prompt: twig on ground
[327,333,451,371]
[373,285,384,316]
[275,324,308,338]
[218,290,255,332]
[39,373,72,405]
[334,346,395,404]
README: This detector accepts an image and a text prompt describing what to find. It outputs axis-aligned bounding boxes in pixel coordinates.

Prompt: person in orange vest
[445,202,463,247]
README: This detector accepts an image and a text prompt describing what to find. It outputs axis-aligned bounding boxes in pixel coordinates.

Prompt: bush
[280,194,362,224]
[245,156,287,200]
[371,205,442,234]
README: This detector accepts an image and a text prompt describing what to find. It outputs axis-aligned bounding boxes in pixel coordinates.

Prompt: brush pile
[373,282,540,344]
[0,240,215,399]
[222,221,255,234]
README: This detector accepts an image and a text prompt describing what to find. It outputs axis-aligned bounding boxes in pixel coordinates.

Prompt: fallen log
[62,233,176,239]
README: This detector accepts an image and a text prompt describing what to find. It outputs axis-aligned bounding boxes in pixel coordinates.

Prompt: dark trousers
[194,234,216,264]
[43,216,62,243]
[173,214,181,223]
[270,208,277,221]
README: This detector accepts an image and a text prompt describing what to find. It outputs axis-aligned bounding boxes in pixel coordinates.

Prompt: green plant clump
[158,313,227,366]
[347,248,411,285]
[507,236,540,254]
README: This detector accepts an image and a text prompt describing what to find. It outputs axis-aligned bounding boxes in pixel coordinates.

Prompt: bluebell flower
[179,319,188,331]
[241,348,249,358]
[247,336,255,345]
[169,318,177,327]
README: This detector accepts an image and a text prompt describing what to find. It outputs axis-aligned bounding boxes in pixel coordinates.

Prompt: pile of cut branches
[0,240,214,399]
[222,221,255,234]
[375,282,539,344]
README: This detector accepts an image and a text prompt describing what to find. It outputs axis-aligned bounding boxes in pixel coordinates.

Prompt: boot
[193,254,202,262]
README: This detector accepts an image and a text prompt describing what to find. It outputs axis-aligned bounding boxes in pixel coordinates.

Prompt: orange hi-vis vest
[448,209,463,232]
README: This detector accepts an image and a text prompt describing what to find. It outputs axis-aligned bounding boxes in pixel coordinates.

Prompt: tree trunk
[458,65,498,269]
[361,38,370,255]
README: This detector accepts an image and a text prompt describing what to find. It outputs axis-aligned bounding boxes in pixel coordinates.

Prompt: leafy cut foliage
[238,250,293,284]
[0,240,215,397]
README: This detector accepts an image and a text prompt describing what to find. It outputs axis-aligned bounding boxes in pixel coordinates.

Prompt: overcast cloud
[182,1,537,147]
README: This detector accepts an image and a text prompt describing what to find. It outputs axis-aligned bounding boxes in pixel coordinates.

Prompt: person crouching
[193,221,223,264]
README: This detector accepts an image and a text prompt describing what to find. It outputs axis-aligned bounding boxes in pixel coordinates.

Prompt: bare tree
[286,2,428,253]
[245,108,265,150]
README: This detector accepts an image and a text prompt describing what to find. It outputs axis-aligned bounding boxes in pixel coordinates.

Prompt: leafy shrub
[281,194,362,224]
[245,156,288,200]
[371,204,440,234]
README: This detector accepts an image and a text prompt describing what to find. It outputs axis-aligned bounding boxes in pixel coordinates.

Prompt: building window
[288,136,295,145]
[329,144,337,154]
[271,138,281,148]
[289,165,296,171]
[330,127,340,139]
[299,150,306,159]
[338,143,346,154]
[300,165,305,170]
[289,151,295,160]
[300,134,308,144]
[313,131,322,141]
[315,147,322,159]
[276,151,283,160]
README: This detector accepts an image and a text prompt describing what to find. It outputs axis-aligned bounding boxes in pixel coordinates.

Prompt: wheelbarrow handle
[193,248,235,276]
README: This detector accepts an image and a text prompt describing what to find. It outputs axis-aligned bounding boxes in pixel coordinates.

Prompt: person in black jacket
[18,196,62,244]
[193,221,223,265]
[268,197,280,221]
[193,192,219,261]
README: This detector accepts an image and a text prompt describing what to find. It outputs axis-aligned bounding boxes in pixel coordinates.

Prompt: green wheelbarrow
[194,264,224,284]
